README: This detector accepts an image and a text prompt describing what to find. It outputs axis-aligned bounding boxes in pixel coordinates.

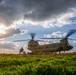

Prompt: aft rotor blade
[68,38,76,40]
[73,46,76,47]
[40,38,61,39]
[65,29,76,38]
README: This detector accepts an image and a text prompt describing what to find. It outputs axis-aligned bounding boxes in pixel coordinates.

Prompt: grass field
[0,53,76,75]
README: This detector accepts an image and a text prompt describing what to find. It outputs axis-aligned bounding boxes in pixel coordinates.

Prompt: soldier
[19,47,25,54]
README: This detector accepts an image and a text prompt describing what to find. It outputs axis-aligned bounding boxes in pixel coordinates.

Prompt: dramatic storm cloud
[0,41,20,54]
[0,42,15,49]
[24,0,76,21]
[0,0,76,26]
[0,28,27,38]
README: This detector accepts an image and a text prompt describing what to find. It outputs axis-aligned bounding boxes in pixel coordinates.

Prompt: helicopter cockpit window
[60,47,63,49]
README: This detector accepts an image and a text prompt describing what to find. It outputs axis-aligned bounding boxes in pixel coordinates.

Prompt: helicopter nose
[70,46,73,49]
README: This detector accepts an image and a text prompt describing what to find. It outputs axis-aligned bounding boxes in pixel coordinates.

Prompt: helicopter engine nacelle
[60,38,68,46]
[60,38,73,51]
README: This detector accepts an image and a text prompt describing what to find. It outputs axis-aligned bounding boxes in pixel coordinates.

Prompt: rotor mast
[30,33,36,40]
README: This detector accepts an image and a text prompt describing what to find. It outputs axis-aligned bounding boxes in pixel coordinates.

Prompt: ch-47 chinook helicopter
[14,29,76,54]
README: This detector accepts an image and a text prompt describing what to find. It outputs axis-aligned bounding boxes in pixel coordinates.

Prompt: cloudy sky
[0,0,76,54]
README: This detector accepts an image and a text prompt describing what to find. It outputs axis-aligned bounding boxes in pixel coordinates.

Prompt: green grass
[0,53,76,75]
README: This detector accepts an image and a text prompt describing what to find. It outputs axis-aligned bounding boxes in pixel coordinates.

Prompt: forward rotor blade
[0,40,12,42]
[37,40,50,42]
[13,39,30,42]
[29,33,36,40]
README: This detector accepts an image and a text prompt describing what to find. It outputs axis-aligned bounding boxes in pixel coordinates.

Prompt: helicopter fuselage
[27,39,73,53]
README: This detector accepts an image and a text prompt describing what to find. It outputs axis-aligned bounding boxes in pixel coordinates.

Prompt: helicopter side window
[34,45,36,47]
[53,45,55,47]
[30,45,33,47]
[46,46,48,48]
[60,47,63,49]
[39,47,42,49]
[35,48,37,50]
